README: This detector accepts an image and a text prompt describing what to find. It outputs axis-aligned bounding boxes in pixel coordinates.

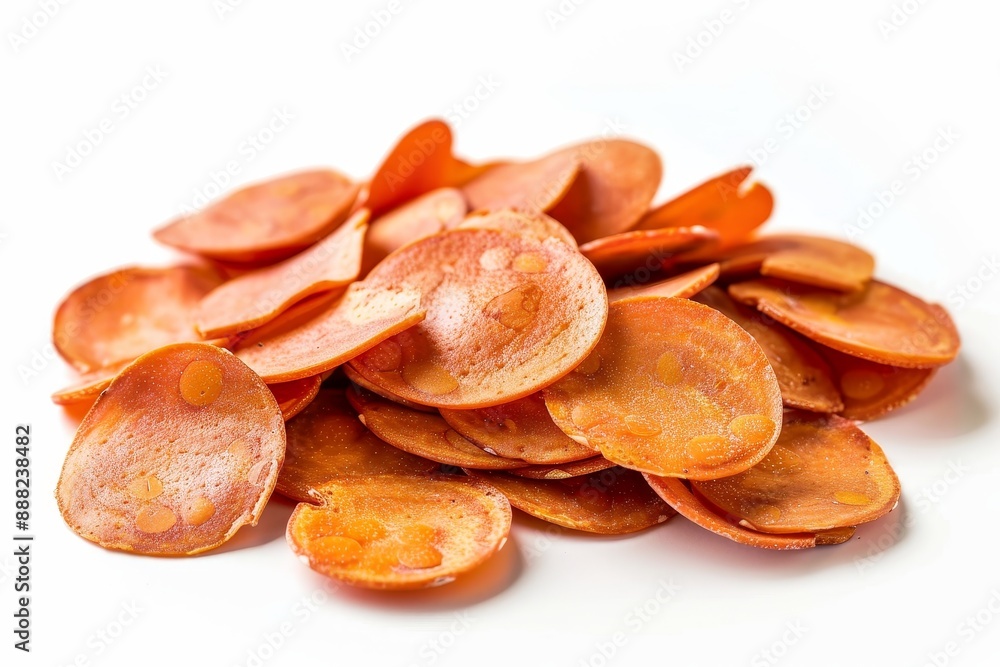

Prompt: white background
[2,1,999,666]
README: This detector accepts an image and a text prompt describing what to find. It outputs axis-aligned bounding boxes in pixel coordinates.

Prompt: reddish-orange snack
[286,474,511,590]
[234,282,426,383]
[352,228,608,408]
[347,387,526,470]
[729,279,960,368]
[633,167,773,249]
[458,209,578,247]
[462,152,581,215]
[51,360,131,406]
[269,375,323,422]
[154,170,360,263]
[579,226,719,279]
[439,393,595,465]
[56,343,285,555]
[509,456,616,480]
[544,297,782,480]
[694,287,843,413]
[466,467,675,534]
[196,210,369,338]
[277,389,437,503]
[361,188,468,275]
[547,139,663,244]
[692,411,901,533]
[342,366,437,412]
[607,264,720,302]
[818,346,936,421]
[54,265,225,373]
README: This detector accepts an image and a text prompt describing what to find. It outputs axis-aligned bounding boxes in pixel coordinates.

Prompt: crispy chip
[286,474,511,589]
[269,375,323,422]
[154,170,359,263]
[342,366,437,412]
[607,264,720,302]
[729,279,960,368]
[818,346,937,421]
[51,360,131,406]
[544,297,782,480]
[579,226,719,279]
[508,456,617,480]
[458,209,578,247]
[56,343,285,555]
[462,152,581,215]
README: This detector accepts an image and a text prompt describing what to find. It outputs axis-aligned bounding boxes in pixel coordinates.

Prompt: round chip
[462,151,581,215]
[692,411,901,533]
[347,387,526,470]
[818,346,937,421]
[234,282,426,383]
[56,343,285,555]
[579,226,719,279]
[196,209,369,338]
[466,467,675,534]
[607,264,720,302]
[694,286,843,413]
[547,139,663,244]
[508,456,617,480]
[458,209,578,247]
[153,170,360,263]
[54,265,224,373]
[544,297,782,480]
[440,393,596,465]
[351,228,608,408]
[286,474,511,589]
[269,375,323,422]
[728,279,960,368]
[278,389,437,503]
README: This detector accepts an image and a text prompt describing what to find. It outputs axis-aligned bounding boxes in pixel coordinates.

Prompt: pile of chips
[53,119,960,589]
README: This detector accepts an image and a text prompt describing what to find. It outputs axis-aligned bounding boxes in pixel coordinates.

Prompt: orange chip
[508,456,617,480]
[547,139,662,244]
[347,387,526,470]
[818,346,937,421]
[466,467,675,534]
[694,287,843,413]
[692,411,901,533]
[51,360,131,406]
[716,234,875,292]
[154,170,360,263]
[343,366,436,412]
[607,264,720,302]
[351,228,608,408]
[54,265,224,373]
[361,188,468,275]
[579,226,719,279]
[439,393,595,465]
[544,297,782,480]
[286,474,511,589]
[633,166,773,249]
[195,209,369,338]
[269,375,322,422]
[56,343,285,555]
[458,209,578,247]
[462,152,581,215]
[234,282,426,383]
[277,389,437,503]
[728,279,960,368]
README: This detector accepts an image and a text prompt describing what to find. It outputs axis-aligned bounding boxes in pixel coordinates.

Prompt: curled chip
[196,209,369,338]
[347,387,526,470]
[729,279,960,368]
[51,360,131,406]
[352,228,608,408]
[234,283,426,383]
[545,297,782,480]
[56,343,285,555]
[692,411,901,533]
[548,139,663,244]
[154,170,360,263]
[343,367,437,412]
[579,226,719,279]
[439,393,596,465]
[607,264,720,302]
[269,375,323,422]
[462,151,581,215]
[362,188,468,275]
[633,166,773,249]
[466,467,675,534]
[277,389,437,503]
[54,265,224,373]
[286,474,511,590]
[509,456,616,480]
[694,287,843,413]
[818,346,936,421]
[458,209,578,247]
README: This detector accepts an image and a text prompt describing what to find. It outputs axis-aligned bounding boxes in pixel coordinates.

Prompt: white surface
[2,1,999,666]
